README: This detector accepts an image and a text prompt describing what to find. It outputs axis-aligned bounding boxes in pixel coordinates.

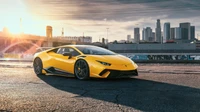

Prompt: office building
[127,35,131,43]
[190,26,195,40]
[134,28,140,43]
[175,27,181,39]
[149,32,155,42]
[170,28,175,40]
[163,22,170,43]
[142,28,145,41]
[155,19,162,43]
[143,27,152,41]
[180,22,191,40]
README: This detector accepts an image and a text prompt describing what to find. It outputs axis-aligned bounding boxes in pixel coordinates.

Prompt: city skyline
[0,0,200,42]
[133,21,196,43]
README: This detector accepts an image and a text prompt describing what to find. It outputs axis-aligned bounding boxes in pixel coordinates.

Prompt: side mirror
[63,52,72,59]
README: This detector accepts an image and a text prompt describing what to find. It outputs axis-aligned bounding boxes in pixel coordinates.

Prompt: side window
[57,48,64,54]
[63,48,70,53]
[68,48,80,56]
[57,47,80,56]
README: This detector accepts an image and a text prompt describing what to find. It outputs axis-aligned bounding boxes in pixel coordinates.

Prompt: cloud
[18,0,200,42]
[22,0,200,21]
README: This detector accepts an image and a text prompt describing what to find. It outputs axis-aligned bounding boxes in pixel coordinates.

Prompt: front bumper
[89,61,138,78]
[99,69,138,78]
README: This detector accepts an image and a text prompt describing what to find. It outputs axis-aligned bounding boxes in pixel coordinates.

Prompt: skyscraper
[155,19,162,43]
[134,28,140,43]
[163,22,170,43]
[146,27,152,41]
[170,28,175,40]
[175,27,181,39]
[150,32,155,42]
[142,28,145,41]
[127,35,131,43]
[143,27,152,41]
[180,22,191,40]
[190,26,195,40]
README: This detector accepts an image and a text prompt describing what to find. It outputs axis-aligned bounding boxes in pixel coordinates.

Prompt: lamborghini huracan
[33,45,138,80]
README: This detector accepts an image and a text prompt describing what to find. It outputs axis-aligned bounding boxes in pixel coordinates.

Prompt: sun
[3,11,42,35]
[0,0,45,36]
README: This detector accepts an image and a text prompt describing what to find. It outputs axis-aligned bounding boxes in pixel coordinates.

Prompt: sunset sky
[0,0,200,42]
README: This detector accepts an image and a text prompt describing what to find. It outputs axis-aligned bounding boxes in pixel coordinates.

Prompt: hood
[87,54,132,64]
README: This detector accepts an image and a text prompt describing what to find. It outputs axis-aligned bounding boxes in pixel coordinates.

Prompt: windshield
[76,46,116,55]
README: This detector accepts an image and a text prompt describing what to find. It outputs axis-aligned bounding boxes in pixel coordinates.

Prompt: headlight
[96,60,111,66]
[131,60,135,64]
[131,60,138,68]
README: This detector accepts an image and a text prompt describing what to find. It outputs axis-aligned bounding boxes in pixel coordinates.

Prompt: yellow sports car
[33,45,138,80]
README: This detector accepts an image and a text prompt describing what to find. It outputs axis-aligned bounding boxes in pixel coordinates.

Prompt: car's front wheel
[33,57,44,75]
[74,59,90,80]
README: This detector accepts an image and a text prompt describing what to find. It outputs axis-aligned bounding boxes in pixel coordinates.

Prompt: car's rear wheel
[33,58,44,75]
[74,59,89,80]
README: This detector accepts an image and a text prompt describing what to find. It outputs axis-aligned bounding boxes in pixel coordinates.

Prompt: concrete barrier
[134,60,200,63]
[0,58,33,62]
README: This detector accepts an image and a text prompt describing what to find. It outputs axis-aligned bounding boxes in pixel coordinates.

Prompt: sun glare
[4,12,42,35]
[0,0,45,36]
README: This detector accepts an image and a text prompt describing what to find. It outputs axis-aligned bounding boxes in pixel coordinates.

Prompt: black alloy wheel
[74,59,89,80]
[33,58,44,75]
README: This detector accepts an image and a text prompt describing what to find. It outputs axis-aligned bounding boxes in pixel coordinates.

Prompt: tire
[135,69,138,76]
[33,57,44,75]
[74,59,90,80]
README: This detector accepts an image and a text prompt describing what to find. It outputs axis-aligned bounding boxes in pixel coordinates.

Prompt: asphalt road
[0,63,200,112]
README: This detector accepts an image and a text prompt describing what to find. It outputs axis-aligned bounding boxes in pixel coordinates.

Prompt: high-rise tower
[142,28,145,41]
[190,26,195,40]
[155,19,162,43]
[175,27,181,39]
[134,27,140,43]
[163,22,170,43]
[180,22,191,40]
[143,27,152,42]
[170,28,175,40]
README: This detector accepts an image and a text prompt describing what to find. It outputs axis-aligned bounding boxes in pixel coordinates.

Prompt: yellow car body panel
[82,55,138,78]
[33,45,138,79]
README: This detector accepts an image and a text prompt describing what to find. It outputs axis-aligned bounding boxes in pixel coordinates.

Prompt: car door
[53,47,80,74]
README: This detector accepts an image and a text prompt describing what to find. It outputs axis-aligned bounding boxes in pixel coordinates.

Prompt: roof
[61,44,97,48]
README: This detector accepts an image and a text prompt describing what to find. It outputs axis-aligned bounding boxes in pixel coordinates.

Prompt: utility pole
[99,36,101,42]
[106,28,109,42]
[20,18,23,34]
[62,28,64,37]
[83,32,85,43]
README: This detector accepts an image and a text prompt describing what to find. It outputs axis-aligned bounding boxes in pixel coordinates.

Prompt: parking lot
[0,63,200,112]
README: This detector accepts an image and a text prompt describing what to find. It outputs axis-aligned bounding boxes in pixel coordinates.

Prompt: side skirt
[44,67,75,77]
